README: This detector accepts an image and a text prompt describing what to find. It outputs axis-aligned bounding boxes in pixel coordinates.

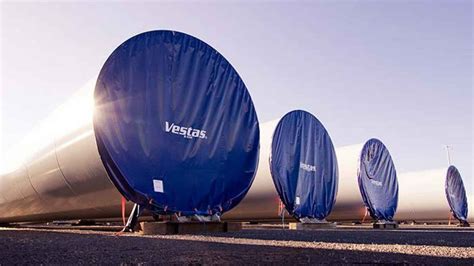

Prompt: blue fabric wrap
[270,110,338,220]
[445,166,468,222]
[358,139,398,221]
[93,30,260,216]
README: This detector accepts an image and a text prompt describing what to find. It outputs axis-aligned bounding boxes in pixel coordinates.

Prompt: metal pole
[445,145,452,166]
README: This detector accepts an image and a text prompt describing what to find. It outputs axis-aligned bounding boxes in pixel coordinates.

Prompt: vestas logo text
[300,162,317,172]
[165,121,207,139]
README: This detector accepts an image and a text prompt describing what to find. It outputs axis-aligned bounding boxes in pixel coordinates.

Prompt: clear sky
[0,1,472,192]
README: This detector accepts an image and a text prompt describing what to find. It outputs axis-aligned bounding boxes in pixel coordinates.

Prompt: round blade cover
[94,30,260,216]
[270,110,338,220]
[358,138,398,221]
[445,166,468,222]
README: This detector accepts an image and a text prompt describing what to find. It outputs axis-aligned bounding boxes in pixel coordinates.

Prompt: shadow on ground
[207,227,474,248]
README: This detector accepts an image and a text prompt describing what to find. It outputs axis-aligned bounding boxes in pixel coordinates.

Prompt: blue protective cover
[445,166,468,222]
[270,110,338,220]
[358,139,398,221]
[93,30,260,216]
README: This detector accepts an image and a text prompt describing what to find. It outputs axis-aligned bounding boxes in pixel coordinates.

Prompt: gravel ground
[0,226,472,264]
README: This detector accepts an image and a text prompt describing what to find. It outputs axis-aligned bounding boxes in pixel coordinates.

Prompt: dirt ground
[0,225,472,264]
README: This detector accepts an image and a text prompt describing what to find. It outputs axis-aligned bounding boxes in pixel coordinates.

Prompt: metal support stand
[121,203,143,232]
[140,221,241,235]
[459,220,470,227]
[373,220,399,229]
[280,208,286,229]
[278,200,286,229]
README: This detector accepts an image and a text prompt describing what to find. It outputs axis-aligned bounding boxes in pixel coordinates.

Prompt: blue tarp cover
[93,30,260,216]
[445,166,468,222]
[270,110,338,220]
[358,139,398,221]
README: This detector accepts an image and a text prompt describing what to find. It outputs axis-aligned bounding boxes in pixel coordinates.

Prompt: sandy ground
[0,225,472,264]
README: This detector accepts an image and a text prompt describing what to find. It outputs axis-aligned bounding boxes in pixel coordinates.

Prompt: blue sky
[0,1,472,192]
